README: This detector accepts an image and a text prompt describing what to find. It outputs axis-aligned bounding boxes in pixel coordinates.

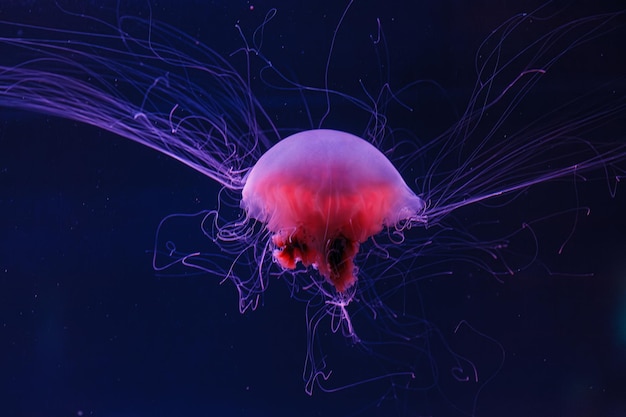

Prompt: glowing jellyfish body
[242,129,424,291]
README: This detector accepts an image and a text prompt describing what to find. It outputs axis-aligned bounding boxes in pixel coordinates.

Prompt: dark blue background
[1,1,625,416]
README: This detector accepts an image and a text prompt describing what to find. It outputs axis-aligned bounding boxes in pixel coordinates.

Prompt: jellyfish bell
[241,129,426,292]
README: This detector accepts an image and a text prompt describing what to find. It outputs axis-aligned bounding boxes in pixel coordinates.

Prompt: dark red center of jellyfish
[241,129,424,292]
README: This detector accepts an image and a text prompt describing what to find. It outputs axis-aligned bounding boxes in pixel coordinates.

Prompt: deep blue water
[1,1,625,417]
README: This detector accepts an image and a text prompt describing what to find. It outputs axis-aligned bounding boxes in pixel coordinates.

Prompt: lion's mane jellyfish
[1,1,626,416]
[242,129,424,292]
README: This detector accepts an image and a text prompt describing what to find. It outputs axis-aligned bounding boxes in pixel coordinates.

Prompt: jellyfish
[242,129,425,292]
[1,1,625,416]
